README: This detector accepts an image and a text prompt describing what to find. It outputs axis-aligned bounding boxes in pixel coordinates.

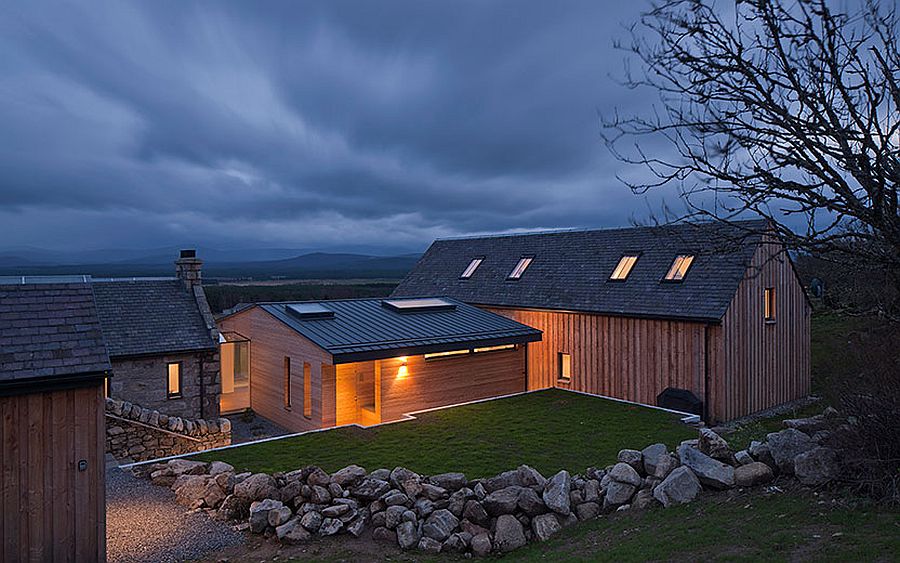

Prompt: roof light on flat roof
[381,298,457,313]
[285,303,335,320]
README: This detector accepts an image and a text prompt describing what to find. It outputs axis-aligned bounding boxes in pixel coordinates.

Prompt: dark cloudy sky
[0,0,678,254]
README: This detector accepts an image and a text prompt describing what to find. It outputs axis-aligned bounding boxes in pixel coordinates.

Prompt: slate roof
[241,297,542,363]
[92,278,216,358]
[0,279,111,384]
[392,220,769,322]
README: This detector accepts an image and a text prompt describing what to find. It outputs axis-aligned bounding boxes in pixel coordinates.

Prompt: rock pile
[147,408,844,556]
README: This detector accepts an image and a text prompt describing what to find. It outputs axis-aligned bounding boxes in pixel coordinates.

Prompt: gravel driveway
[107,467,244,563]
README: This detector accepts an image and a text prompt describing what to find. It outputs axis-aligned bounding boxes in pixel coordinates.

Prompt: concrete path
[106,467,244,563]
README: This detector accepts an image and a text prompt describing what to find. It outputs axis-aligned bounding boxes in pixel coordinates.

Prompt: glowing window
[474,344,516,353]
[303,362,312,418]
[508,256,534,280]
[283,357,291,409]
[424,349,470,360]
[610,255,639,280]
[664,255,695,281]
[764,288,776,322]
[460,258,484,279]
[166,362,182,399]
[558,353,571,382]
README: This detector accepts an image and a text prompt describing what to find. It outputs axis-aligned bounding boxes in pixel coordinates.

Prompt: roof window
[610,255,639,281]
[460,258,484,279]
[664,255,695,281]
[507,256,534,280]
[285,303,335,320]
[382,297,457,313]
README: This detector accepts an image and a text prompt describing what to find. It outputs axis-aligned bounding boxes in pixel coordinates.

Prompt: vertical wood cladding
[1,384,105,562]
[716,238,811,421]
[218,307,332,433]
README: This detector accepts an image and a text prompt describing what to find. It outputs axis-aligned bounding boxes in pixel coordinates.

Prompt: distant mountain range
[0,247,422,280]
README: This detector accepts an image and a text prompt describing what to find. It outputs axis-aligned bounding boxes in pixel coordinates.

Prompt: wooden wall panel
[1,384,105,562]
[484,307,709,411]
[219,308,333,433]
[715,238,811,421]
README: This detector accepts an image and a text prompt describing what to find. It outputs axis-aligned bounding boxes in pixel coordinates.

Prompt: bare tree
[603,0,900,317]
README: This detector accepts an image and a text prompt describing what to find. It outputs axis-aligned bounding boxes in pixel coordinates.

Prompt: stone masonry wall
[105,397,231,463]
[109,348,220,420]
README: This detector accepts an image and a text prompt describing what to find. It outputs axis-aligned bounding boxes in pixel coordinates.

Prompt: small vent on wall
[285,303,335,320]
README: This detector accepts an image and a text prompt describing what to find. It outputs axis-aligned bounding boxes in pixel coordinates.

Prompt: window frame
[557,352,572,383]
[663,254,695,282]
[507,255,535,280]
[764,287,776,323]
[166,361,183,400]
[283,356,292,410]
[303,362,312,418]
[460,257,485,279]
[609,254,640,281]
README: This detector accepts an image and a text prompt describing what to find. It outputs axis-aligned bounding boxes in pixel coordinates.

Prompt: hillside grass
[194,389,693,478]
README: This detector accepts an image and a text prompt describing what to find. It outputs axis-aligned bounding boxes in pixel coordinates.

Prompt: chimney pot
[180,249,196,259]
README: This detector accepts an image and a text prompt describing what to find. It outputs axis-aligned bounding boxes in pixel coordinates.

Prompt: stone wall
[105,398,231,463]
[145,408,844,557]
[109,348,220,420]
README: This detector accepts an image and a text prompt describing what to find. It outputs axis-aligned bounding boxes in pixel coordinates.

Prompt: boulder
[276,517,311,544]
[321,504,350,518]
[309,485,331,505]
[421,483,449,501]
[652,466,701,507]
[794,447,840,486]
[249,499,282,533]
[390,467,421,489]
[209,461,235,476]
[422,509,459,542]
[443,533,469,553]
[331,464,367,487]
[677,445,734,489]
[463,499,490,527]
[784,414,829,435]
[299,510,323,532]
[617,449,644,473]
[384,492,409,507]
[583,479,601,502]
[385,505,407,529]
[494,514,527,552]
[417,536,443,554]
[415,498,435,519]
[531,513,561,541]
[699,428,733,462]
[574,501,600,520]
[631,488,659,510]
[603,481,636,509]
[346,516,366,538]
[517,487,548,516]
[448,487,474,516]
[369,468,391,481]
[352,478,391,501]
[306,467,331,487]
[318,517,342,536]
[542,470,571,515]
[517,465,547,490]
[734,450,754,466]
[268,506,292,527]
[428,472,468,492]
[749,440,776,469]
[174,475,209,507]
[218,494,250,521]
[396,520,419,550]
[482,469,521,493]
[734,462,774,487]
[483,486,523,516]
[167,458,207,476]
[471,533,492,557]
[641,443,670,477]
[609,462,642,487]
[234,473,277,502]
[766,428,816,474]
[372,526,397,544]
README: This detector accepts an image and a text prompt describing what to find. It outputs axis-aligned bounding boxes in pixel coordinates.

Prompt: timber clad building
[392,221,811,422]
[217,297,541,430]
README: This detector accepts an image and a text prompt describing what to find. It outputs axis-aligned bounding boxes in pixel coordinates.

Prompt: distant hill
[0,251,421,280]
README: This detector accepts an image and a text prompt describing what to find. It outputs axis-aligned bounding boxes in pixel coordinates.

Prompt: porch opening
[220,331,250,414]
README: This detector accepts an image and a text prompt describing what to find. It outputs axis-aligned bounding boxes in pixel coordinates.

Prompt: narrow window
[764,287,776,322]
[558,352,571,383]
[104,377,110,399]
[303,362,312,418]
[166,362,182,399]
[508,256,534,280]
[664,255,695,281]
[283,357,292,409]
[460,257,484,279]
[610,255,639,280]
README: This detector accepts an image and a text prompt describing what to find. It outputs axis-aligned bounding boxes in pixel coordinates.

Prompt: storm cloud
[0,0,672,253]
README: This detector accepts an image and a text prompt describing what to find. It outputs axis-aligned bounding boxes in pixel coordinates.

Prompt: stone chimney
[175,249,202,290]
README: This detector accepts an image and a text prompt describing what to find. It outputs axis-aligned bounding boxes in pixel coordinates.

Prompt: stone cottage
[93,250,221,419]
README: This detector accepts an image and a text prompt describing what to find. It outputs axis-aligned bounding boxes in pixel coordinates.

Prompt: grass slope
[195,389,693,478]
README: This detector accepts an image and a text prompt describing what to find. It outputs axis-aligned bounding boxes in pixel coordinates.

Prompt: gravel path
[107,467,244,563]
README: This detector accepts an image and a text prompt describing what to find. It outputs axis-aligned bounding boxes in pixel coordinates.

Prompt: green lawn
[194,389,694,478]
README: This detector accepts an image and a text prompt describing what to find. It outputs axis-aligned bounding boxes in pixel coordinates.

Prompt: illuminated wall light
[396,356,408,379]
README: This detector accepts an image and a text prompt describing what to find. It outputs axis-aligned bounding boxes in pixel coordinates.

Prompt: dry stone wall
[144,408,845,557]
[105,398,231,463]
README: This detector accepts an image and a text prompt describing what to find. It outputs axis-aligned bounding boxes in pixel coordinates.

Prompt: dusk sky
[1,0,683,255]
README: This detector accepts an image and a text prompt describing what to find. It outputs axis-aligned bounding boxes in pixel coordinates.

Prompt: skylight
[460,257,484,279]
[610,255,639,280]
[285,303,335,320]
[507,256,533,280]
[664,255,695,281]
[382,298,457,313]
